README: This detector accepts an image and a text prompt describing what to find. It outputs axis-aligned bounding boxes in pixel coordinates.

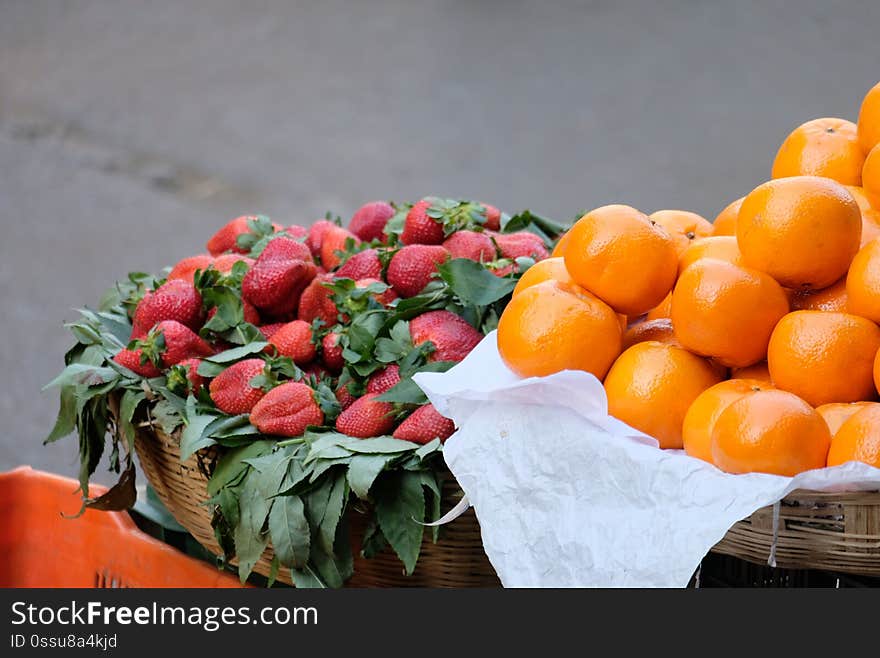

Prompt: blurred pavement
[1,0,879,481]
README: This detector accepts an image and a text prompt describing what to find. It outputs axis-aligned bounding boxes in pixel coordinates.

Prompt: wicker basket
[711,489,880,576]
[132,422,500,587]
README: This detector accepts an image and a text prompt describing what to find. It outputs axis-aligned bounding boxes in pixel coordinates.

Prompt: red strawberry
[138,320,213,368]
[301,362,329,381]
[483,203,502,231]
[349,201,395,242]
[167,254,214,283]
[366,364,401,394]
[207,216,251,255]
[131,279,204,338]
[320,225,360,270]
[285,224,308,240]
[489,262,517,277]
[335,393,396,438]
[305,220,336,258]
[112,348,161,378]
[249,382,324,437]
[356,278,398,306]
[177,357,206,393]
[209,358,267,414]
[442,230,496,262]
[297,274,338,327]
[213,253,255,273]
[386,245,449,298]
[410,310,483,362]
[492,231,550,261]
[206,298,260,326]
[402,199,444,245]
[336,248,383,280]
[259,234,313,263]
[392,404,455,444]
[335,384,356,410]
[242,243,317,318]
[258,322,286,340]
[268,320,316,365]
[322,332,345,373]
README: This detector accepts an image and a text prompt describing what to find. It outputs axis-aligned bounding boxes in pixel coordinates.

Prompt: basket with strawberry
[45,197,566,587]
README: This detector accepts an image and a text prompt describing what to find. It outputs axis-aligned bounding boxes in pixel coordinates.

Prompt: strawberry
[401,199,444,245]
[112,348,161,378]
[137,320,213,368]
[322,332,345,373]
[167,254,214,283]
[297,274,339,327]
[349,201,395,242]
[356,278,398,306]
[483,203,502,231]
[410,310,483,362]
[320,225,360,270]
[209,358,267,415]
[366,364,401,394]
[386,245,449,297]
[259,234,313,263]
[258,322,287,340]
[335,393,396,438]
[249,382,324,437]
[285,224,308,240]
[213,253,255,273]
[268,320,316,365]
[242,240,317,318]
[488,261,517,277]
[305,220,336,258]
[169,357,206,393]
[206,298,260,326]
[207,216,252,255]
[492,231,550,261]
[442,230,496,262]
[392,404,455,444]
[131,279,204,338]
[336,248,383,280]
[335,384,356,410]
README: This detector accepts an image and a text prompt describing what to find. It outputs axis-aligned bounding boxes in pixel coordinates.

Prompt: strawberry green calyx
[235,214,279,253]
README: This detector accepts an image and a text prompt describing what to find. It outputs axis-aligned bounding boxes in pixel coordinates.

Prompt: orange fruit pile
[497,80,880,476]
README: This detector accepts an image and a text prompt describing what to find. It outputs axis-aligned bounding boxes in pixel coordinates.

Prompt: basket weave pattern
[711,490,880,576]
[133,424,500,587]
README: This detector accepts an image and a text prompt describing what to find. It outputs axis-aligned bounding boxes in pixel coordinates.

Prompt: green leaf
[207,440,275,497]
[359,517,389,559]
[438,258,517,306]
[234,471,272,582]
[319,476,347,554]
[347,454,393,499]
[291,564,328,589]
[268,494,310,569]
[45,387,77,444]
[118,389,146,452]
[44,363,119,391]
[345,437,422,454]
[151,398,184,435]
[179,413,219,461]
[374,471,425,575]
[205,342,268,363]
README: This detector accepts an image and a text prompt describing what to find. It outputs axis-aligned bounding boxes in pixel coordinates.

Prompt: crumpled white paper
[413,332,880,588]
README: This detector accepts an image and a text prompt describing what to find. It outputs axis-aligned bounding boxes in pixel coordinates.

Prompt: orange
[497,279,621,379]
[604,341,723,449]
[857,82,880,154]
[771,118,864,185]
[767,311,880,407]
[682,379,772,464]
[711,389,830,476]
[712,197,743,236]
[737,176,861,290]
[826,404,880,468]
[863,144,880,209]
[649,210,714,258]
[551,230,571,258]
[564,205,678,316]
[646,291,673,321]
[846,185,872,212]
[816,402,875,437]
[845,238,880,322]
[730,361,773,385]
[621,318,679,351]
[678,236,743,274]
[874,347,880,396]
[788,276,848,312]
[512,257,573,297]
[671,258,789,367]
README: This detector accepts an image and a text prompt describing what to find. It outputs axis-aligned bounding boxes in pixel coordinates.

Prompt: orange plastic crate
[0,466,243,588]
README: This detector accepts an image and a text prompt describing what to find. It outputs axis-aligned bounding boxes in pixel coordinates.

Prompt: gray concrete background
[2,0,879,482]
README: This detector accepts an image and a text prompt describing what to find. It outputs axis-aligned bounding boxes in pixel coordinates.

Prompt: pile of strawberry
[109,199,552,446]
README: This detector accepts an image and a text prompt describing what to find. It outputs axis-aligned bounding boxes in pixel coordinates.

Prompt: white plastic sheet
[413,332,880,587]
